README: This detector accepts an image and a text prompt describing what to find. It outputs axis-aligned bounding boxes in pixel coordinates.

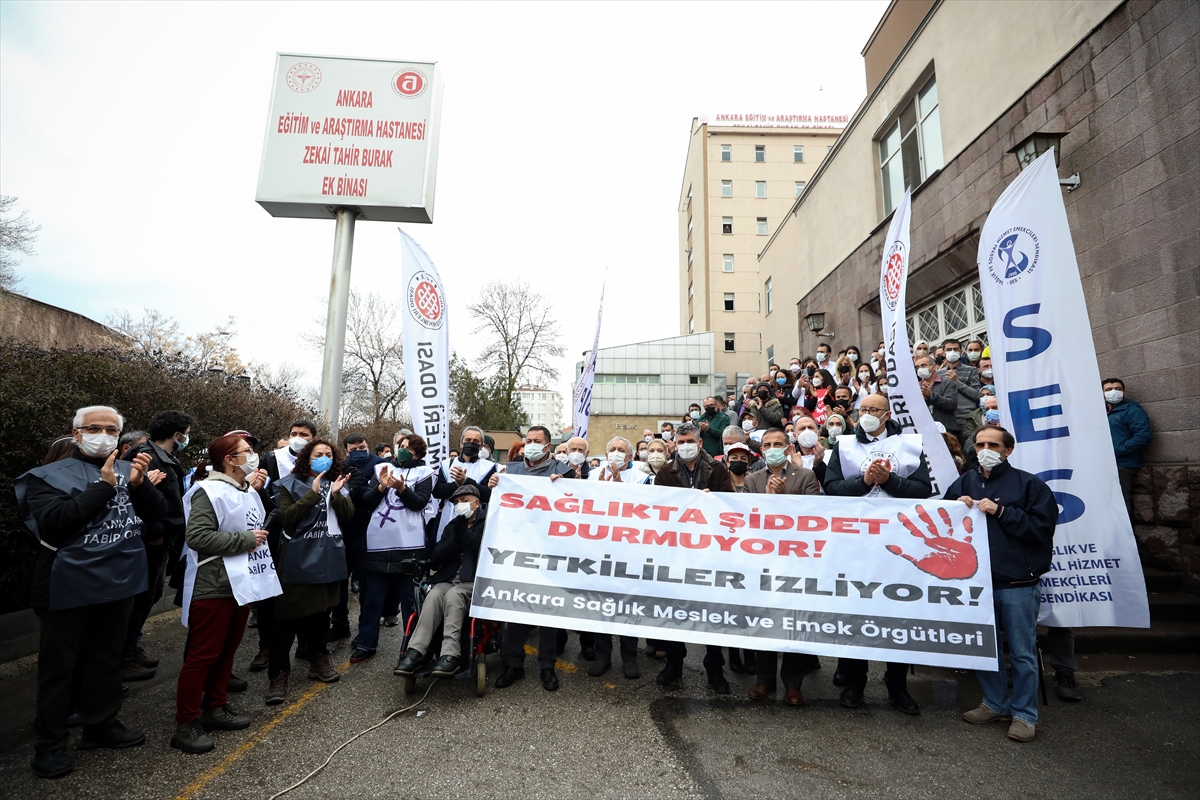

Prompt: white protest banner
[879,189,960,498]
[224,545,283,607]
[977,150,1149,628]
[472,476,996,670]
[572,282,605,439]
[400,229,451,465]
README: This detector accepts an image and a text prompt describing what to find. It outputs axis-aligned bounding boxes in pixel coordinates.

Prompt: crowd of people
[14,336,1153,778]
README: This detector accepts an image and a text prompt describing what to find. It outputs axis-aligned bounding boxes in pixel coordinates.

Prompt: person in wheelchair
[393,484,485,679]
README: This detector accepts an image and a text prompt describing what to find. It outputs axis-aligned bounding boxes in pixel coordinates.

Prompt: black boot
[707,667,731,695]
[495,666,525,688]
[656,660,683,686]
[588,653,611,677]
[30,748,72,779]
[728,649,745,674]
[393,649,423,677]
[886,678,920,715]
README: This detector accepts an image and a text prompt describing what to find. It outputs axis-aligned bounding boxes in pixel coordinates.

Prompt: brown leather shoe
[785,689,805,706]
[748,684,772,700]
[307,653,340,683]
[248,647,269,673]
[120,659,156,682]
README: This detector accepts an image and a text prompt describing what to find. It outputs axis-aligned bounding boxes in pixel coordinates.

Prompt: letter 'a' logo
[392,69,428,98]
[407,271,444,330]
[882,242,905,311]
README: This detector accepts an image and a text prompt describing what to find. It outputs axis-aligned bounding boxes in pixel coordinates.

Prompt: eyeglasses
[78,425,120,435]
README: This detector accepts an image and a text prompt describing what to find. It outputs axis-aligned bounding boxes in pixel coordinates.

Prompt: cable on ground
[265,678,439,800]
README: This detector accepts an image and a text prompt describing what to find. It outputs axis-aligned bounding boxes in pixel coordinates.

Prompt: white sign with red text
[256,53,442,222]
[472,476,996,670]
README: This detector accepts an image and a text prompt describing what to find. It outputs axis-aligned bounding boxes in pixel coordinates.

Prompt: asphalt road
[1,600,1197,800]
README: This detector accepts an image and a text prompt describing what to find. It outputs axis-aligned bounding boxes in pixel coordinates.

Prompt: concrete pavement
[1,598,1197,800]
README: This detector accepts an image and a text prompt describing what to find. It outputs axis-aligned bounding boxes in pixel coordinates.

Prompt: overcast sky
[0,0,887,416]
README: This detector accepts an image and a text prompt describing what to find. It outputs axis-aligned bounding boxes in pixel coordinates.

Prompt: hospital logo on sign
[286,62,322,93]
[986,227,1040,286]
[392,69,428,98]
[407,271,444,330]
[882,241,906,311]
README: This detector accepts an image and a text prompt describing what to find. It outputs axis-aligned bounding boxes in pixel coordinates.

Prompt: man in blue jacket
[1103,377,1152,518]
[946,425,1057,743]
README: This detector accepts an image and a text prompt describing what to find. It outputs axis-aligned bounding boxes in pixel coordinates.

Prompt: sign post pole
[318,207,358,437]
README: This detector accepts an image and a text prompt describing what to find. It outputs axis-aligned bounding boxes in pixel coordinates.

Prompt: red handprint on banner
[886,505,978,580]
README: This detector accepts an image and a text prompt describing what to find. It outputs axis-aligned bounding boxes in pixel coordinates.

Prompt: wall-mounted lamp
[805,312,835,339]
[1009,132,1081,191]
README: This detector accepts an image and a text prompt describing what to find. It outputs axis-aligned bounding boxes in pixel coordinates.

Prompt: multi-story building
[514,386,564,432]
[756,0,1197,583]
[573,332,716,455]
[678,116,845,394]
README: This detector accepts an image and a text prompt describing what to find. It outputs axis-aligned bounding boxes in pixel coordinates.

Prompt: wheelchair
[395,558,503,697]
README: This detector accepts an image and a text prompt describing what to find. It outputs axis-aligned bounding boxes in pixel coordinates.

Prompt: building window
[795,181,806,198]
[724,293,735,311]
[756,217,768,235]
[765,277,773,314]
[722,254,734,272]
[721,180,732,198]
[720,144,731,161]
[722,216,733,234]
[687,282,693,300]
[827,146,833,155]
[879,74,944,215]
[689,375,709,385]
[689,316,695,333]
[754,145,765,162]
[766,345,775,362]
[793,146,804,163]
[724,333,736,352]
[908,280,988,346]
[755,181,766,199]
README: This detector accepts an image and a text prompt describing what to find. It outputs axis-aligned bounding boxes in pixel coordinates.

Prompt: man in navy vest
[16,406,167,779]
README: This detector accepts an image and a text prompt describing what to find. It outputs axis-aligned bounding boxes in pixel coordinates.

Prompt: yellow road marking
[523,644,579,673]
[174,659,350,800]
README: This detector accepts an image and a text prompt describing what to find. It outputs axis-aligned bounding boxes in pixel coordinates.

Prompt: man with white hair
[563,436,591,479]
[590,436,652,485]
[15,406,167,779]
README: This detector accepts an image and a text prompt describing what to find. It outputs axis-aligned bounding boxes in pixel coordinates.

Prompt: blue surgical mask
[311,455,334,475]
[174,432,189,451]
[984,409,1001,425]
[776,376,786,385]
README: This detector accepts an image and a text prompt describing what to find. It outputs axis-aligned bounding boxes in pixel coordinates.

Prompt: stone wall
[794,0,1198,588]
[0,290,127,350]
[1133,463,1200,590]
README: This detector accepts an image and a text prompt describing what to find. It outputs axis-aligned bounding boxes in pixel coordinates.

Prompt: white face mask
[741,420,755,431]
[524,443,547,462]
[661,431,674,442]
[454,500,474,518]
[644,435,653,443]
[816,352,828,362]
[690,410,700,420]
[976,449,1004,471]
[647,452,667,469]
[859,413,883,434]
[982,369,994,379]
[637,449,648,460]
[607,450,626,466]
[917,367,932,380]
[812,377,823,387]
[826,425,843,437]
[967,350,982,362]
[239,452,260,475]
[789,364,801,373]
[676,443,700,461]
[1104,389,1124,404]
[480,447,491,461]
[555,453,569,464]
[944,350,961,363]
[859,371,871,381]
[289,436,309,453]
[848,353,858,362]
[79,432,118,458]
[787,432,796,444]
[796,429,819,449]
[568,451,587,466]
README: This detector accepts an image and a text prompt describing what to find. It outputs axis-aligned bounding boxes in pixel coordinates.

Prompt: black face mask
[758,391,770,401]
[461,442,481,459]
[344,450,370,467]
[728,460,748,476]
[806,367,816,377]
[704,407,716,416]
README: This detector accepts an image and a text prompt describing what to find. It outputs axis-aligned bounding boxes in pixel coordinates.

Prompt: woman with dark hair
[171,434,270,754]
[844,345,863,367]
[349,433,436,665]
[266,439,354,705]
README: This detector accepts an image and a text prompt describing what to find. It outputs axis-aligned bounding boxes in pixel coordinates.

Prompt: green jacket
[699,411,731,456]
[185,472,259,602]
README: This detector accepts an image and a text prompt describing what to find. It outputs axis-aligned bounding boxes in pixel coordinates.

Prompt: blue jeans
[976,585,1041,725]
[356,572,416,653]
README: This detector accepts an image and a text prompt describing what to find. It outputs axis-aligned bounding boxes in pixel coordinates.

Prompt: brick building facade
[792,0,1198,584]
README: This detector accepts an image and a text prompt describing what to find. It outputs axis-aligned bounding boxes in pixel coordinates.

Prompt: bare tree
[106,308,243,372]
[468,279,564,401]
[0,195,41,292]
[307,290,407,426]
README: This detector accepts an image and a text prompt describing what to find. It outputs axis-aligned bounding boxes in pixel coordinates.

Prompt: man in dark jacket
[393,484,486,678]
[822,393,931,715]
[120,409,192,681]
[15,406,167,779]
[916,354,960,438]
[698,396,731,457]
[949,426,1057,743]
[1103,377,1152,516]
[652,423,735,694]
